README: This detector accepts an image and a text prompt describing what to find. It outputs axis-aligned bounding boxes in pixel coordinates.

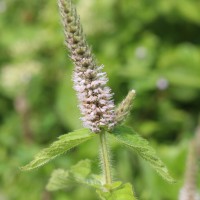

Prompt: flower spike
[58,0,115,133]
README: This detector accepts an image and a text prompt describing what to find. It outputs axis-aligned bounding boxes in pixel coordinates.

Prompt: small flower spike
[179,140,199,200]
[179,125,200,200]
[115,90,136,124]
[58,0,115,133]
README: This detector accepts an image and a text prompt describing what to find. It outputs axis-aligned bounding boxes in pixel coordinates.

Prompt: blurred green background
[0,0,200,199]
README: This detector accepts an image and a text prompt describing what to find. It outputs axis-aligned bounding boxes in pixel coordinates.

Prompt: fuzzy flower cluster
[58,0,115,132]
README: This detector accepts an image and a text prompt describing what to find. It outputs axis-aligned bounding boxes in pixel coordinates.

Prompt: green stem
[99,131,112,186]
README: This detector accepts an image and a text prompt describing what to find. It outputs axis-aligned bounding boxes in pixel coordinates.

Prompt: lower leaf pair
[47,159,137,200]
[21,125,175,199]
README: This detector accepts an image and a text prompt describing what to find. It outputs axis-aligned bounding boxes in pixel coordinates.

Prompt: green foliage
[46,169,70,191]
[46,159,102,191]
[21,129,96,170]
[70,159,92,179]
[47,159,137,200]
[97,182,137,200]
[1,0,200,199]
[110,126,175,183]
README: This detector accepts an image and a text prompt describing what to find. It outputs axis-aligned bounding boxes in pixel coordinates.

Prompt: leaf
[70,159,92,179]
[97,182,137,200]
[69,159,102,189]
[109,125,175,183]
[104,181,122,191]
[46,169,70,191]
[21,129,96,170]
[46,159,102,191]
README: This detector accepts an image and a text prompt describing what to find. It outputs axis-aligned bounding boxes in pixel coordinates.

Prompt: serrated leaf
[69,159,102,189]
[21,129,96,170]
[46,169,70,191]
[70,159,92,179]
[97,182,137,200]
[46,159,102,191]
[109,126,175,183]
[76,175,102,189]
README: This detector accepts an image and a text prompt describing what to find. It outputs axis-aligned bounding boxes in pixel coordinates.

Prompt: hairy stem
[99,131,112,186]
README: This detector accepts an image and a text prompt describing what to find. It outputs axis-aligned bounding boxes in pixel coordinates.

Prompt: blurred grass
[0,0,200,199]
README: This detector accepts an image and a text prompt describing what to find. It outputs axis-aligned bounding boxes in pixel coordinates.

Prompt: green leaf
[46,169,70,191]
[97,182,137,200]
[69,159,102,189]
[21,129,96,170]
[70,159,92,179]
[46,159,102,191]
[110,125,175,183]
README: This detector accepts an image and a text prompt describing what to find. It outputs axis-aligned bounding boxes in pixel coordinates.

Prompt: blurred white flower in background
[135,46,148,60]
[10,40,39,58]
[0,61,41,95]
[0,0,6,13]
